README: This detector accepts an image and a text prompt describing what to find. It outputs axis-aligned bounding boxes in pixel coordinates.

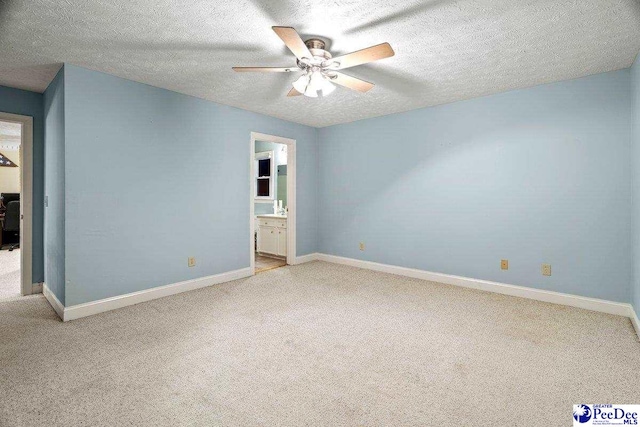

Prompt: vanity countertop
[257,214,287,219]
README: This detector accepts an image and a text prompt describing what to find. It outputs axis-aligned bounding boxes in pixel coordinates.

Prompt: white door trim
[250,132,296,275]
[0,112,33,296]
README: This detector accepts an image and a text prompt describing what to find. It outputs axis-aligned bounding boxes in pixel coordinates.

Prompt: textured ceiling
[0,0,639,127]
[0,121,21,150]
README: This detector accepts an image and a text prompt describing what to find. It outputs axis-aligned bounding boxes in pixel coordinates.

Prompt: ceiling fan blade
[332,43,395,69]
[232,67,296,72]
[330,72,375,93]
[272,26,313,60]
[287,87,302,97]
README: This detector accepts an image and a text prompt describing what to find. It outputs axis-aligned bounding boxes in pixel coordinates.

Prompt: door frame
[249,132,296,274]
[0,112,34,296]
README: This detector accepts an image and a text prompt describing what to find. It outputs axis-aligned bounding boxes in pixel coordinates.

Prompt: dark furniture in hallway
[0,193,20,250]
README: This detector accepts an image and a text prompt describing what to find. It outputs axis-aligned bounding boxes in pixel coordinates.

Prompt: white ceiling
[0,0,639,127]
[0,121,21,150]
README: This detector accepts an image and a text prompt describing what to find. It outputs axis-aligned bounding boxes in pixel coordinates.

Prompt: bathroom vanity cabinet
[256,215,287,257]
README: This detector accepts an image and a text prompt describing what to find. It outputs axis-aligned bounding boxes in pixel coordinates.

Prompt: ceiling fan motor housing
[305,38,326,51]
[297,38,334,71]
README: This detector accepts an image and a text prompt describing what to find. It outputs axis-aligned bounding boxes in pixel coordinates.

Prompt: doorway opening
[0,113,33,300]
[250,132,296,275]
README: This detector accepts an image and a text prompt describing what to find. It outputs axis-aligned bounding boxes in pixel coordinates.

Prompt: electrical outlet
[359,242,365,251]
[542,264,551,276]
[188,257,196,267]
[501,259,508,270]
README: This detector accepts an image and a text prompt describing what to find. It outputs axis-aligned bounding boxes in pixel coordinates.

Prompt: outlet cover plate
[542,264,551,276]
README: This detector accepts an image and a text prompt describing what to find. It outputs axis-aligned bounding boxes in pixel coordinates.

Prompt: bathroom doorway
[249,132,296,275]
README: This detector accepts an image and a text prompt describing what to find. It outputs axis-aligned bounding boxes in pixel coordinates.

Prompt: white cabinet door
[277,228,287,257]
[258,226,278,255]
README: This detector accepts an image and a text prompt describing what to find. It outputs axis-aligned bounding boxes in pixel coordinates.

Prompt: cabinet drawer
[259,218,287,228]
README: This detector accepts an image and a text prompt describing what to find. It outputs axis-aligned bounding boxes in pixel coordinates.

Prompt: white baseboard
[631,307,640,341]
[53,267,252,322]
[43,283,64,320]
[31,282,43,294]
[294,253,320,265]
[41,253,640,341]
[316,253,635,322]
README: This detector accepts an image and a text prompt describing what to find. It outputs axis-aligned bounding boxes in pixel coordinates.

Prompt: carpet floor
[0,248,20,301]
[1,261,639,426]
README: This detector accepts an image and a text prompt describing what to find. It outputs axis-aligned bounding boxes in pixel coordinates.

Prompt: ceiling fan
[233,26,395,98]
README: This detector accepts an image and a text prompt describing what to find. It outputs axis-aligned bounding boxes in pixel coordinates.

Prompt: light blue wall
[255,203,275,215]
[0,85,45,284]
[37,62,637,308]
[62,64,317,305]
[632,53,640,318]
[318,69,632,302]
[43,67,66,305]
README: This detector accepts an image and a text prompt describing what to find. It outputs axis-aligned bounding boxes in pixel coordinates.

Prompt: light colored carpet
[1,261,639,426]
[0,248,20,300]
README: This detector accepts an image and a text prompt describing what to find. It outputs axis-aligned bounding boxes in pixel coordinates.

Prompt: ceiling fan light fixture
[311,72,336,97]
[303,84,319,98]
[292,73,311,94]
[293,71,335,98]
